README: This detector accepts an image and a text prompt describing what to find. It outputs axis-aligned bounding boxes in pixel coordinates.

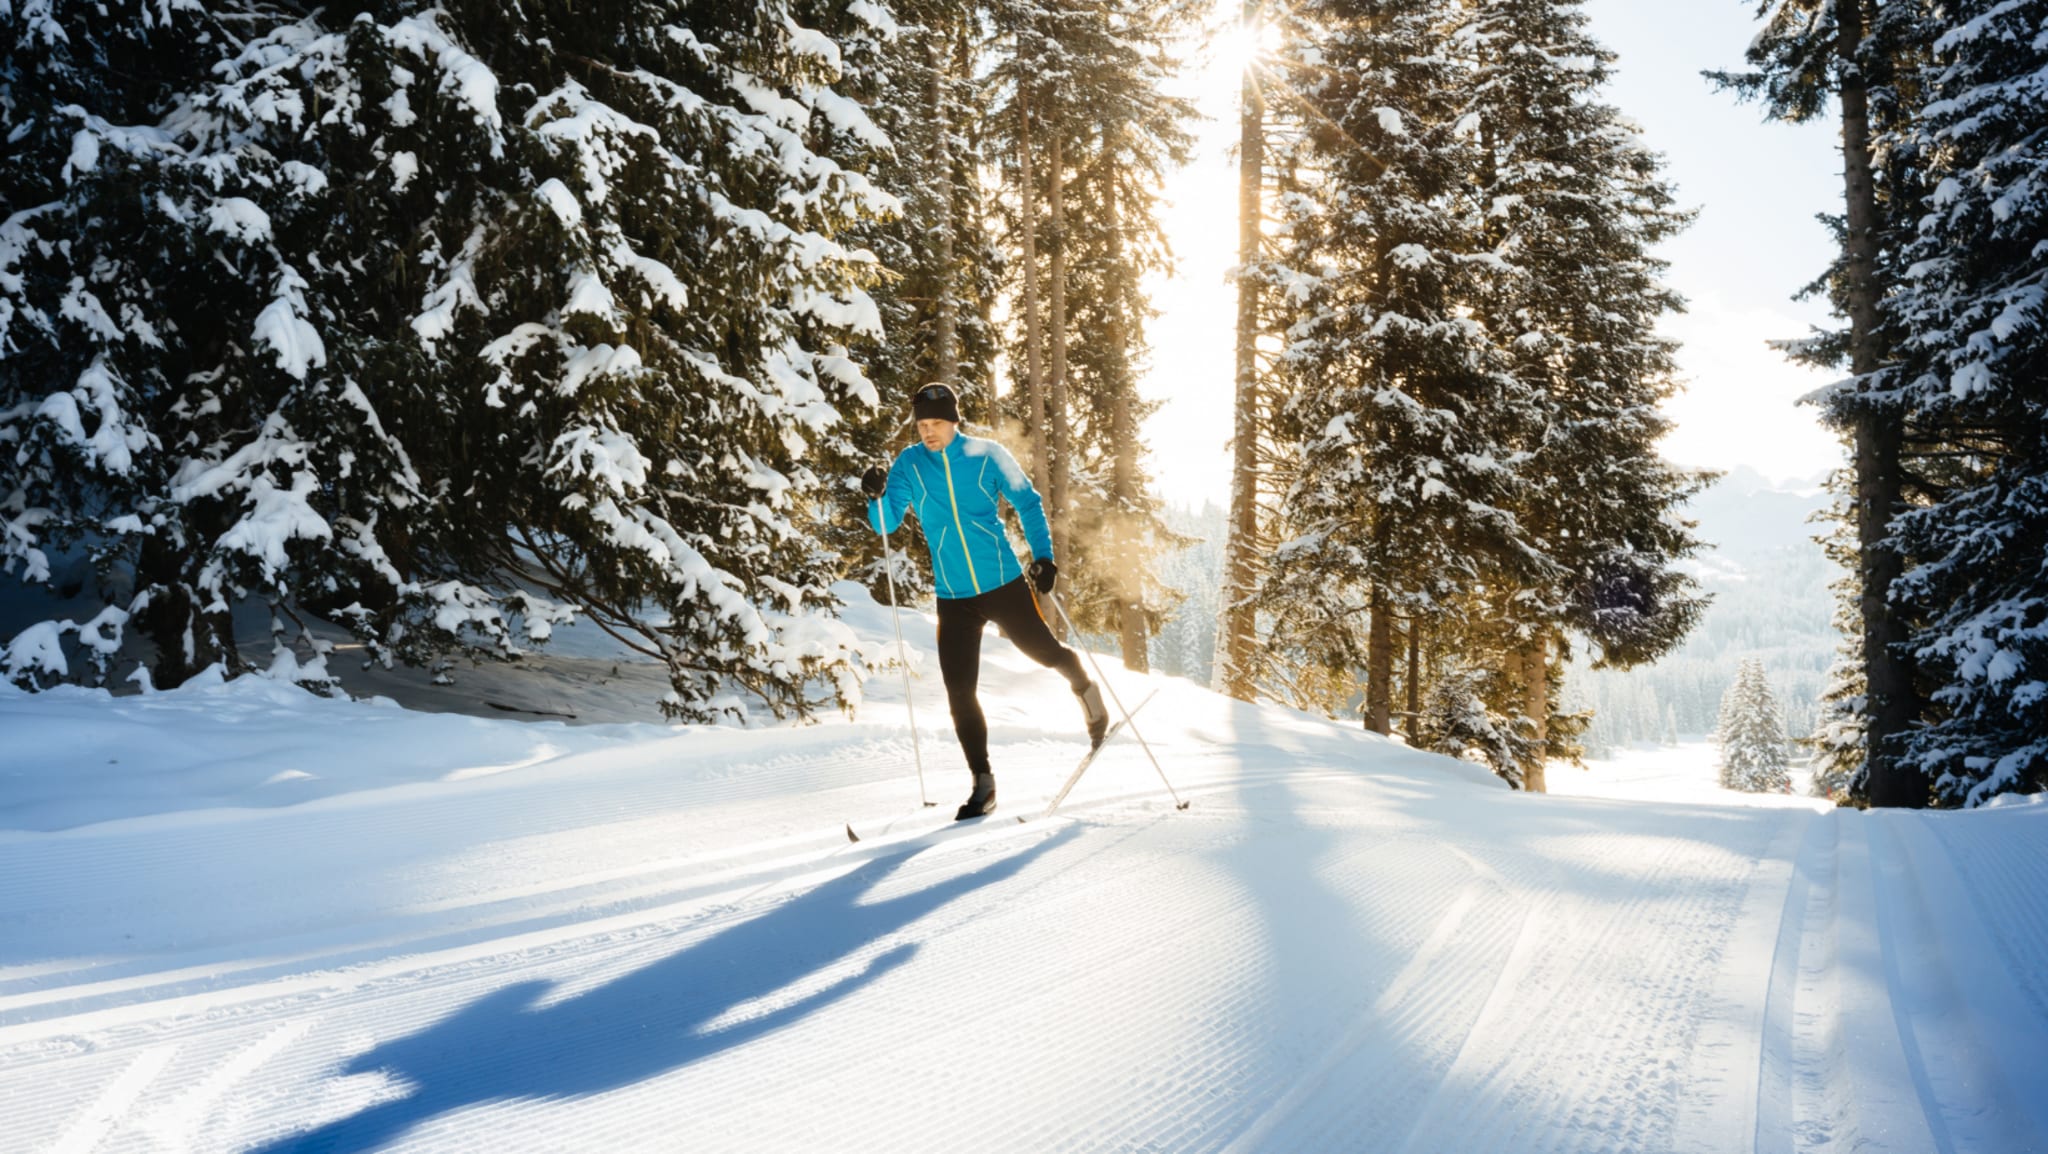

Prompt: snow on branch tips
[548,425,651,498]
[385,11,504,156]
[37,357,147,475]
[253,266,326,380]
[213,471,334,583]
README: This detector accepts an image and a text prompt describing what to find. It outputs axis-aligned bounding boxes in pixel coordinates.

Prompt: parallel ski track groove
[1925,810,2048,1023]
[1388,816,1766,1154]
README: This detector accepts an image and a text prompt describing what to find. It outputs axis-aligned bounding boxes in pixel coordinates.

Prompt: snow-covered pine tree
[984,0,1197,667]
[1714,0,1936,805]
[1462,0,1712,780]
[1416,663,1539,786]
[986,0,1091,568]
[3,2,899,722]
[1260,0,1552,757]
[0,1,455,691]
[1035,0,1196,669]
[1717,657,1793,792]
[819,0,997,607]
[1887,0,2048,806]
[1807,469,1870,801]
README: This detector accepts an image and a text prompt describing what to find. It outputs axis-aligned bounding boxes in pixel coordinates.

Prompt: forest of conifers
[2,0,2041,806]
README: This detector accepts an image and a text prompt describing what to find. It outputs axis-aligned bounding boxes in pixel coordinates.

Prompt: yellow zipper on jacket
[939,448,981,595]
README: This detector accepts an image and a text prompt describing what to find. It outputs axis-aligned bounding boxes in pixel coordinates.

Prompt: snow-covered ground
[2,590,2044,1153]
[1550,740,1823,809]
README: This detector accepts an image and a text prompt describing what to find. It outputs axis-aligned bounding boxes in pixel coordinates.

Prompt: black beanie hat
[911,382,960,424]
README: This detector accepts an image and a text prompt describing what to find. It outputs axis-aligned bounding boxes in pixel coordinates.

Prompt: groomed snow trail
[2,611,2044,1152]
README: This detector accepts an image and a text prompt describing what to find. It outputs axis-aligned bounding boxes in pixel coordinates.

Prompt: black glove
[1028,557,1058,595]
[860,463,888,499]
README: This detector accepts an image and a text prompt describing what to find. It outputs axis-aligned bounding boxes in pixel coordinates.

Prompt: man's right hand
[860,464,888,499]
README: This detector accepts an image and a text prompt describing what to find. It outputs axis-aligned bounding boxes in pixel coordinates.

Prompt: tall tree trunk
[1520,637,1549,793]
[1214,0,1266,701]
[1837,0,1920,807]
[1102,149,1150,671]
[1017,88,1051,495]
[1404,618,1421,746]
[1046,127,1073,570]
[928,35,958,389]
[1366,588,1393,734]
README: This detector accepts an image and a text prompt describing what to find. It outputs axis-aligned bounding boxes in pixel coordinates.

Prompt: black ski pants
[937,576,1090,776]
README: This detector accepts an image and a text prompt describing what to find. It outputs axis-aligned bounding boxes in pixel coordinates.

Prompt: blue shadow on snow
[257,825,1077,1152]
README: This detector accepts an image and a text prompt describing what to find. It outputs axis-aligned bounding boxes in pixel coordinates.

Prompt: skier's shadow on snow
[258,826,1076,1153]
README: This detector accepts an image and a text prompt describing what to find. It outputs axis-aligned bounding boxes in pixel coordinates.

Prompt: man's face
[918,418,957,452]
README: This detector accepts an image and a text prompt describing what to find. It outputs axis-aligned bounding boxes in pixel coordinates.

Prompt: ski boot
[956,771,997,820]
[1077,682,1109,748]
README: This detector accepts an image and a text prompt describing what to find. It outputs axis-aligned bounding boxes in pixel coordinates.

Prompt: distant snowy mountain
[1685,465,1831,561]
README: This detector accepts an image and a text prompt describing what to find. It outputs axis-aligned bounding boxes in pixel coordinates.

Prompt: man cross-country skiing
[861,382,1109,821]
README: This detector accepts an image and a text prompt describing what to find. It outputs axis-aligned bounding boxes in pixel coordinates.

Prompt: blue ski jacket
[866,433,1052,601]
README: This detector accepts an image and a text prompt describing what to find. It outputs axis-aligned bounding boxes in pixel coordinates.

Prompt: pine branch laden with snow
[1416,663,1539,788]
[977,0,1200,659]
[1716,658,1793,794]
[0,1,895,719]
[1885,0,2048,806]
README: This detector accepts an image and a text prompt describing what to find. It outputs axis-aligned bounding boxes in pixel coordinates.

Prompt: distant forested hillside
[1150,467,1841,754]
[1564,467,1838,753]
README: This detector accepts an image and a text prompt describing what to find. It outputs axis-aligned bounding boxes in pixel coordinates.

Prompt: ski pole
[875,514,933,808]
[1046,590,1189,811]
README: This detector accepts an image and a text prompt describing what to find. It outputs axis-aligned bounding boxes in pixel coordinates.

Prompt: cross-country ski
[845,689,1160,842]
[1030,687,1161,822]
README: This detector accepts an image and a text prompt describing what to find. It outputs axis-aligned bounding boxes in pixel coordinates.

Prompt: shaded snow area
[3,591,2046,1152]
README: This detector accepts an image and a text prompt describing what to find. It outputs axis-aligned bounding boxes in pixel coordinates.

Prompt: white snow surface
[1,589,2044,1152]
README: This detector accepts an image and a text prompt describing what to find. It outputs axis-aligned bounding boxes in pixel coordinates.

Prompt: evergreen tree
[2,2,898,722]
[1887,0,2048,806]
[1714,0,1936,805]
[1261,0,1549,735]
[1717,657,1793,792]
[988,0,1197,665]
[1807,471,1870,800]
[823,0,997,607]
[1465,0,1712,780]
[1417,663,1539,786]
[2,2,260,686]
[1213,0,1288,702]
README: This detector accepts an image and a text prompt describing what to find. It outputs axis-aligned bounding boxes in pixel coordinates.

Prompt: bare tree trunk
[1046,127,1073,570]
[929,35,958,389]
[1404,618,1421,746]
[1214,0,1266,701]
[1836,0,1920,808]
[1366,588,1393,734]
[1017,88,1051,495]
[1111,468,1151,669]
[1102,147,1150,672]
[1520,638,1549,793]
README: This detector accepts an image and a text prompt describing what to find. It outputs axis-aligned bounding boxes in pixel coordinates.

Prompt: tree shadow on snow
[255,826,1076,1153]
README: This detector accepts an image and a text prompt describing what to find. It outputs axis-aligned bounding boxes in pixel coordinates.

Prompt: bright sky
[1137,0,1850,509]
